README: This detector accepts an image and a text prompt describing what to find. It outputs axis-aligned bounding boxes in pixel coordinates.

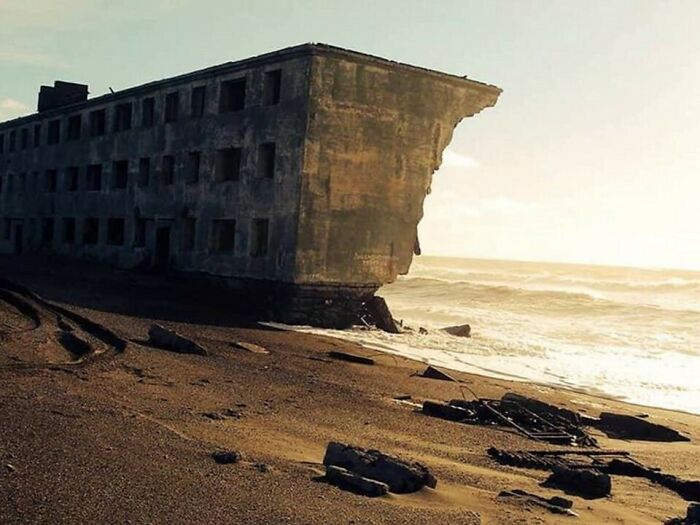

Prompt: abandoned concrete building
[0,44,500,326]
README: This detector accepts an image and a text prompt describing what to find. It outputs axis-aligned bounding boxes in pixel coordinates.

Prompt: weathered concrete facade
[0,44,500,326]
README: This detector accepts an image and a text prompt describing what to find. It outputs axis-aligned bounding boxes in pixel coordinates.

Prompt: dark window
[67,115,81,140]
[65,167,79,191]
[210,219,236,252]
[33,124,41,147]
[215,147,242,182]
[47,120,60,145]
[250,218,269,258]
[18,173,26,193]
[107,218,125,246]
[182,218,196,251]
[138,158,150,187]
[87,164,102,191]
[113,103,132,132]
[162,155,175,185]
[42,218,54,243]
[164,92,179,123]
[191,86,206,117]
[89,109,106,137]
[62,218,76,244]
[133,218,147,247]
[0,133,4,153]
[186,151,200,184]
[20,128,28,149]
[112,160,128,189]
[257,142,276,179]
[141,97,155,127]
[2,218,10,240]
[9,130,16,152]
[219,78,246,112]
[263,70,282,106]
[83,217,99,245]
[45,169,58,192]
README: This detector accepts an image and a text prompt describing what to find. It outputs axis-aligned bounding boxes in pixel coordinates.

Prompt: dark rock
[687,502,700,524]
[420,365,457,382]
[325,465,389,497]
[364,296,400,334]
[590,412,690,442]
[544,466,611,499]
[422,400,474,421]
[148,324,207,356]
[323,442,436,494]
[418,327,428,335]
[498,489,576,516]
[442,324,471,337]
[327,351,375,365]
[212,450,242,464]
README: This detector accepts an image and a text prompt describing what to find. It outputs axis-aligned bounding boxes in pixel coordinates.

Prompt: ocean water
[301,256,700,415]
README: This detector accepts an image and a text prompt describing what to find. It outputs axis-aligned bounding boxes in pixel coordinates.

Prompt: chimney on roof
[37,81,88,112]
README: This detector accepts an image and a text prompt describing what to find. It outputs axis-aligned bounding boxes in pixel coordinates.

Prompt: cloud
[442,148,480,170]
[0,98,30,120]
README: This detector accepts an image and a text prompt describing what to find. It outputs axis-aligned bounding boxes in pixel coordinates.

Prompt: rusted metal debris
[422,394,598,447]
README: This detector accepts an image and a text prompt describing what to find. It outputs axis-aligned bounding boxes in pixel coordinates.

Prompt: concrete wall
[0,54,311,283]
[294,51,500,286]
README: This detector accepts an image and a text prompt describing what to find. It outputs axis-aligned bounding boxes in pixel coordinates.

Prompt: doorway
[155,226,171,269]
[14,225,23,254]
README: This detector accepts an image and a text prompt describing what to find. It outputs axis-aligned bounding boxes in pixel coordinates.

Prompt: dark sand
[1,256,698,524]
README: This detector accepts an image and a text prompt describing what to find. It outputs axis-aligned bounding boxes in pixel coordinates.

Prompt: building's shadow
[0,254,274,330]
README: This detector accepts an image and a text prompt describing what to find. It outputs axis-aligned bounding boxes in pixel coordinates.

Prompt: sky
[1,0,699,271]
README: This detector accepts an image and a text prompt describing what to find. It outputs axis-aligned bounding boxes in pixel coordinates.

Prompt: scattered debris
[487,448,632,472]
[498,489,577,516]
[323,442,437,494]
[325,465,390,497]
[424,393,597,446]
[211,450,242,464]
[231,341,269,354]
[442,324,471,338]
[544,466,611,499]
[364,296,400,334]
[328,351,375,366]
[422,400,474,422]
[393,394,412,401]
[5,463,17,473]
[607,459,700,501]
[147,324,207,356]
[590,412,690,442]
[418,327,428,335]
[488,448,700,502]
[420,365,457,382]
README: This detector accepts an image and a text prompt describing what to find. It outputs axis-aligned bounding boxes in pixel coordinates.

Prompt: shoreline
[278,322,700,418]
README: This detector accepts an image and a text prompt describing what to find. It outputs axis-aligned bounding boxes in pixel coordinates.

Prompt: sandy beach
[1,256,698,524]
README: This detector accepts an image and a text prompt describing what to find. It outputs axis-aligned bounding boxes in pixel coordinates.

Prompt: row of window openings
[0,69,282,152]
[3,217,270,256]
[0,144,276,194]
